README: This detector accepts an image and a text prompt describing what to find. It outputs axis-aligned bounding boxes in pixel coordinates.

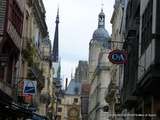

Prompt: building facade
[120,0,140,119]
[120,0,160,119]
[88,9,111,120]
[57,78,81,120]
[40,35,52,117]
[75,60,90,120]
[58,94,81,120]
[0,0,52,119]
[0,0,28,118]
[105,0,125,120]
[20,0,51,117]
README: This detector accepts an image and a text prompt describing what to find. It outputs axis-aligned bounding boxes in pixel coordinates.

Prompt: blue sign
[108,50,127,64]
[23,80,37,95]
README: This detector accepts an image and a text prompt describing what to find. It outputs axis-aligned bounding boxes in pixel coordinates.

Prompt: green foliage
[22,42,36,66]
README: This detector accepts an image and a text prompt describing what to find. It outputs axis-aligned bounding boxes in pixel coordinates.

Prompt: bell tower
[98,9,105,28]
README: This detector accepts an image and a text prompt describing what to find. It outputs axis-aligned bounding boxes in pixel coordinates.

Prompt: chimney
[65,78,68,90]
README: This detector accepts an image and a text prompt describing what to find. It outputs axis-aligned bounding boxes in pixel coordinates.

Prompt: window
[141,0,153,54]
[74,98,78,103]
[9,0,23,35]
[58,107,62,112]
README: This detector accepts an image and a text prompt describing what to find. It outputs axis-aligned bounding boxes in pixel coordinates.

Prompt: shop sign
[23,80,37,95]
[108,50,127,64]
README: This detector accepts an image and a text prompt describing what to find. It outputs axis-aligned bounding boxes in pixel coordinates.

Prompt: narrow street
[0,0,160,120]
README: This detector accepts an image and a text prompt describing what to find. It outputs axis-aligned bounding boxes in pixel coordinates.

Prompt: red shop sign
[108,50,127,64]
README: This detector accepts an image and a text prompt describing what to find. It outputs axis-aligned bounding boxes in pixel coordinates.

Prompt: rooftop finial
[101,0,104,11]
[57,4,59,16]
[56,5,59,23]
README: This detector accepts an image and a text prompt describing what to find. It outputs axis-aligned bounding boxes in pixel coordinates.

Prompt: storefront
[0,90,33,119]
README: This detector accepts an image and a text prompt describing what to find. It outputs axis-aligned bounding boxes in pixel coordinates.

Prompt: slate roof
[65,79,81,95]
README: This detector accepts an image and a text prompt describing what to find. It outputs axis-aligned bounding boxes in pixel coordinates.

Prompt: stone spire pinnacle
[52,8,59,62]
[101,1,104,11]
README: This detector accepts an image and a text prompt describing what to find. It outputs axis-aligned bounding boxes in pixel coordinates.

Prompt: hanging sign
[23,80,37,95]
[108,50,127,64]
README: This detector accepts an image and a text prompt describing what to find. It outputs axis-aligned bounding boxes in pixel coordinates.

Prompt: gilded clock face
[68,108,79,117]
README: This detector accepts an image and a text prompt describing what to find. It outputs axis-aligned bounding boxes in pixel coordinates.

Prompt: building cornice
[32,0,48,37]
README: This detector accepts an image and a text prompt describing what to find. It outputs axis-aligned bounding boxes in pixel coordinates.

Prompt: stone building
[105,0,125,120]
[119,0,140,120]
[88,9,111,120]
[20,0,50,117]
[0,0,52,119]
[56,78,81,120]
[75,61,88,82]
[120,0,160,120]
[39,35,52,117]
[75,60,90,120]
[56,60,90,120]
[0,0,31,119]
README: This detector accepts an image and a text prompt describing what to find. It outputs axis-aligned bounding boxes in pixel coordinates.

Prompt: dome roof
[92,27,109,41]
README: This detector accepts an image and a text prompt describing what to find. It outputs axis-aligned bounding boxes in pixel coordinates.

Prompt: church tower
[88,8,110,79]
[88,8,111,120]
[52,8,61,81]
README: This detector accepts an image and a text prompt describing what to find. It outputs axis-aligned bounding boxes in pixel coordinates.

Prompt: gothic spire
[52,8,59,62]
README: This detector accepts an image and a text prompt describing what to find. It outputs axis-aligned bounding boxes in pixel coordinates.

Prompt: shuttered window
[141,0,153,54]
[9,0,23,36]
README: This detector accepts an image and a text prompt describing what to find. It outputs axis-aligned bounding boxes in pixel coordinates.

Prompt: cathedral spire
[52,8,59,62]
[56,7,59,24]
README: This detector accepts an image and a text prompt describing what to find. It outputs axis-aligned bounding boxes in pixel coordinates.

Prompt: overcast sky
[43,0,114,83]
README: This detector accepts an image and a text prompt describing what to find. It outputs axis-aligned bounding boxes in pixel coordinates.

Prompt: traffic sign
[23,80,37,95]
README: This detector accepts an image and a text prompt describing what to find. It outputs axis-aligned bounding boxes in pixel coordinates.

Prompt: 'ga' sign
[108,50,127,64]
